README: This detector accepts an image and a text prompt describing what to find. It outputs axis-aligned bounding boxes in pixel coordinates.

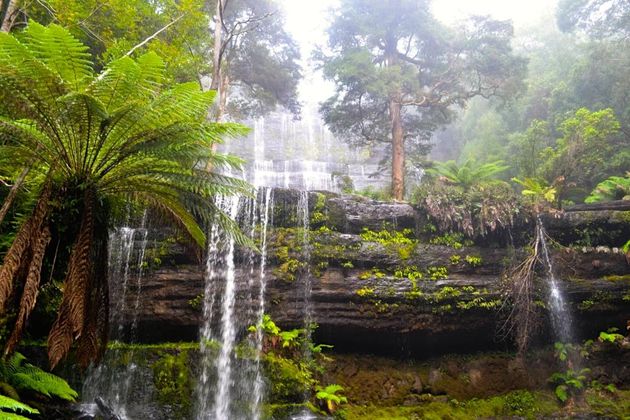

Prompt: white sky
[279,0,558,107]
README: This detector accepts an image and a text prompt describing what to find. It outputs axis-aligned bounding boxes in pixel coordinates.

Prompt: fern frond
[0,394,39,415]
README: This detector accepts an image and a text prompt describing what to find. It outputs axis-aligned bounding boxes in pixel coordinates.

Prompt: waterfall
[537,219,575,344]
[252,187,273,420]
[82,222,149,419]
[211,196,240,420]
[196,188,274,420]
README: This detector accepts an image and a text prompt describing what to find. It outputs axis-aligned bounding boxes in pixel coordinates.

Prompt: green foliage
[585,174,630,203]
[360,228,417,260]
[414,181,521,238]
[152,350,192,417]
[0,353,77,402]
[353,186,392,202]
[0,22,250,247]
[318,0,525,195]
[430,232,472,249]
[393,266,424,282]
[187,294,203,311]
[449,255,461,265]
[0,394,39,419]
[598,328,624,344]
[543,108,622,201]
[356,287,375,298]
[512,177,557,209]
[264,353,315,403]
[316,384,348,414]
[427,266,448,281]
[427,159,509,190]
[464,255,482,267]
[549,368,590,403]
[432,287,461,302]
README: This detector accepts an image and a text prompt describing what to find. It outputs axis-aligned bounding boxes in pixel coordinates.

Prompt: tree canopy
[318,0,527,200]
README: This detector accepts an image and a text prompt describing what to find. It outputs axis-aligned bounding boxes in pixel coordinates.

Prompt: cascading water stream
[196,188,274,420]
[537,218,575,344]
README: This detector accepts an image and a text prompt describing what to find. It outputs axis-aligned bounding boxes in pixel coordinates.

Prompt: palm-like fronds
[0,394,39,419]
[427,159,509,190]
[0,23,249,367]
[0,352,78,402]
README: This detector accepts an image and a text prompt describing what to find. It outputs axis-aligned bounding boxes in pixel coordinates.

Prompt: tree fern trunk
[5,225,51,355]
[76,206,109,368]
[48,188,95,368]
[0,182,51,314]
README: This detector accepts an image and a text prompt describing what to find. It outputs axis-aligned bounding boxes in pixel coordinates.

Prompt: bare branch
[125,14,184,57]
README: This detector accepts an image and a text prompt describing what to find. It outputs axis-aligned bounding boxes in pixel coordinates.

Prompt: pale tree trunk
[389,97,405,201]
[0,0,18,32]
[216,73,230,122]
[205,0,225,170]
[210,0,224,92]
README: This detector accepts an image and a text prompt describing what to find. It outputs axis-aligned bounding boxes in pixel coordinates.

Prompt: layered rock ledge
[124,190,630,356]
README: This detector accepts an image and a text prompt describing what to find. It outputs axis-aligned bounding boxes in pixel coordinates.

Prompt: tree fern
[427,159,509,190]
[0,23,250,367]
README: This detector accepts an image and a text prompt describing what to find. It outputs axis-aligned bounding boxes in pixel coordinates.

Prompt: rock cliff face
[126,190,630,356]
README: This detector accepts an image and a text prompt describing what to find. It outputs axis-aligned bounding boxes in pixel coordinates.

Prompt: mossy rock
[263,354,314,404]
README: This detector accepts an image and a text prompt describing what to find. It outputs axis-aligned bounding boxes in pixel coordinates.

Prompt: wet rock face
[325,195,417,234]
[125,190,630,355]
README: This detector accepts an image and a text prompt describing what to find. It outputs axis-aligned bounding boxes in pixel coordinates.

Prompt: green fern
[0,353,78,402]
[427,159,509,190]
[0,394,39,419]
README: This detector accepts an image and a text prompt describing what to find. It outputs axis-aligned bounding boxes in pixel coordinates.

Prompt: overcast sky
[279,0,558,107]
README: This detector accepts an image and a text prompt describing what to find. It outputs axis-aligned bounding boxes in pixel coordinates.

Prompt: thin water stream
[537,218,575,344]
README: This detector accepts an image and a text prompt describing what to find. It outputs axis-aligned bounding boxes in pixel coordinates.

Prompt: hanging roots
[499,218,557,355]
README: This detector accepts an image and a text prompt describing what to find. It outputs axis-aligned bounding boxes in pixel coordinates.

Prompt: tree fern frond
[0,395,39,415]
[23,23,93,90]
[11,370,78,401]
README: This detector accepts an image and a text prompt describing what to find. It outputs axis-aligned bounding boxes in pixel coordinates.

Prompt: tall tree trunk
[0,0,17,32]
[210,0,224,92]
[389,97,405,201]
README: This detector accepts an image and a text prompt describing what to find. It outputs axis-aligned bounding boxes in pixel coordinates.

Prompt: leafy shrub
[413,181,521,238]
[585,173,630,203]
[549,368,590,403]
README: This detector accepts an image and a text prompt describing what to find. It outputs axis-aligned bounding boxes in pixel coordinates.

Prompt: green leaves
[427,159,509,190]
[0,394,39,419]
[585,173,630,203]
[512,177,557,207]
[316,384,348,413]
[0,352,78,403]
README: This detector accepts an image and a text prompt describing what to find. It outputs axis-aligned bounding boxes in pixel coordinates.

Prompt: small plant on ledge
[316,384,348,414]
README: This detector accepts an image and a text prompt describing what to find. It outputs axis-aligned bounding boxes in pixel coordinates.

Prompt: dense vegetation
[0,0,628,419]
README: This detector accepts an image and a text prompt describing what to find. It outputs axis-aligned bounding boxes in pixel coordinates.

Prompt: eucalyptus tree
[0,23,248,368]
[318,0,527,200]
[208,0,301,119]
